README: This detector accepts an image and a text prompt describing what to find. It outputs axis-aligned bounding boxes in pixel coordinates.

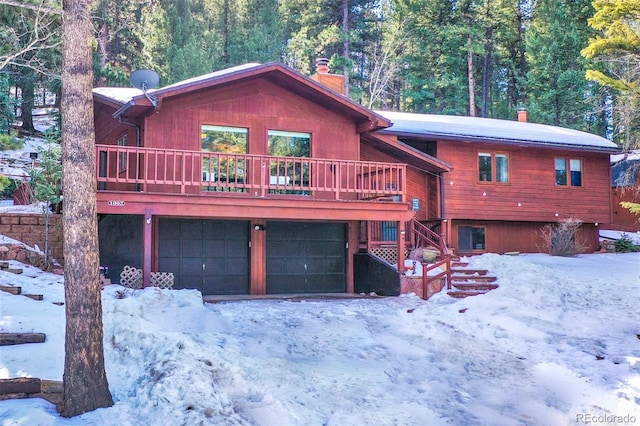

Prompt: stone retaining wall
[0,213,63,266]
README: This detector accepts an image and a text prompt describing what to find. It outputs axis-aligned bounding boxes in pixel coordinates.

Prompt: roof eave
[379,130,621,154]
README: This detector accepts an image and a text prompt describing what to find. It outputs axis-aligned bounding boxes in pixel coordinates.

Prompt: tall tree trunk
[59,0,113,417]
[20,77,35,133]
[467,35,476,117]
[342,0,350,96]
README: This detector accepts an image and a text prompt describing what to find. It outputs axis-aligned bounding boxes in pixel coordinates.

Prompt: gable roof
[93,62,390,133]
[375,111,620,153]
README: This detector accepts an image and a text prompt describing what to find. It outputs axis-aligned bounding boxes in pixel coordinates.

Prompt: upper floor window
[201,125,248,192]
[478,152,509,183]
[268,130,310,157]
[555,158,582,187]
[268,130,311,194]
[201,125,248,153]
[117,133,127,173]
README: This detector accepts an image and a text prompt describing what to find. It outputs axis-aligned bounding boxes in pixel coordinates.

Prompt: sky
[0,243,639,425]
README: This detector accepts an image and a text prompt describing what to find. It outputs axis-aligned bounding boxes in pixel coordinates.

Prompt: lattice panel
[120,265,143,289]
[150,272,174,289]
[369,247,413,267]
[370,247,396,264]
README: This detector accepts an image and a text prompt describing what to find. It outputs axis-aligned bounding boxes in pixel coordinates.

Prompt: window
[458,226,486,252]
[268,130,310,194]
[478,152,509,183]
[555,158,582,187]
[201,125,248,192]
[117,133,127,173]
[478,153,492,182]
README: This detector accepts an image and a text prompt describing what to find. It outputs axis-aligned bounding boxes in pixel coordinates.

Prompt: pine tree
[60,0,113,416]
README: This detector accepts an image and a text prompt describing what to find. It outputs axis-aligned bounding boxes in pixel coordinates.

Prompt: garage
[158,219,249,295]
[266,221,346,294]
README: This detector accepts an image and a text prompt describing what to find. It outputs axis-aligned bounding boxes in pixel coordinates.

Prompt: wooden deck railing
[96,145,406,201]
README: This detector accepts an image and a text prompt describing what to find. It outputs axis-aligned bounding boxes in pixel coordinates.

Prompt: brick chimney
[517,108,528,122]
[310,58,346,95]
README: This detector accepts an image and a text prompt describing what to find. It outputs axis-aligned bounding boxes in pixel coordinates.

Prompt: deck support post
[143,208,152,288]
[397,221,406,274]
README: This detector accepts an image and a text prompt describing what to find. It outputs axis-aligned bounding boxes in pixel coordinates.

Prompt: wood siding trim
[97,191,416,222]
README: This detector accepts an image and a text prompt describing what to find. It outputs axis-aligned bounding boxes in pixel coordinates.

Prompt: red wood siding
[607,186,640,231]
[438,141,612,224]
[360,142,438,219]
[142,79,359,160]
[449,220,599,254]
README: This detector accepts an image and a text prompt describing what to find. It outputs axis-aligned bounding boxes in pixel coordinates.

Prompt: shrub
[538,218,588,257]
[614,234,640,253]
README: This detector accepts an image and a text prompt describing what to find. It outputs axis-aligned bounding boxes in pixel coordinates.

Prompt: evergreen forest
[1,0,639,150]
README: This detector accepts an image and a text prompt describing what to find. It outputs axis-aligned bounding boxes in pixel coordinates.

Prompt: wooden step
[24,294,44,301]
[0,261,9,269]
[451,275,497,282]
[5,268,23,275]
[450,269,488,275]
[0,333,46,346]
[448,290,488,298]
[0,286,21,295]
[452,261,468,267]
[452,282,499,291]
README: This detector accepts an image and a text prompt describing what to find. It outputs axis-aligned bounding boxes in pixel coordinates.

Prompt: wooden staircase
[447,259,499,298]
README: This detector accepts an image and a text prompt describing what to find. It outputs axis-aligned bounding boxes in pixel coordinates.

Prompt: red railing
[423,257,453,297]
[409,219,448,259]
[96,145,406,201]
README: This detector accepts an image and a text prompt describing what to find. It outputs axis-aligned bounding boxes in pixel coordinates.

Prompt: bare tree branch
[0,1,60,74]
[0,0,61,15]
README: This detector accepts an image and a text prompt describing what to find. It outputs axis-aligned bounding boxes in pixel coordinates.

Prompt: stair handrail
[411,219,449,259]
[422,256,453,299]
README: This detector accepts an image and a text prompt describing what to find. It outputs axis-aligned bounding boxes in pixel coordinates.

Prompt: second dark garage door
[266,221,346,294]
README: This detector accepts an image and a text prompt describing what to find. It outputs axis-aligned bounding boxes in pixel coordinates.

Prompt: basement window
[458,226,486,252]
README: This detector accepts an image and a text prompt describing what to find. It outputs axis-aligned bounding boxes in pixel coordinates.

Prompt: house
[375,110,619,255]
[93,61,450,297]
[93,61,618,298]
[605,151,640,232]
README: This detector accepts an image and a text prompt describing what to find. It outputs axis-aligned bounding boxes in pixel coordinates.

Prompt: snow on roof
[93,87,143,104]
[154,63,263,94]
[376,111,619,152]
[92,63,264,106]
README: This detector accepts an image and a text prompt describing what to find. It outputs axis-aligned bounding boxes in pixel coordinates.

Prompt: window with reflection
[555,158,582,187]
[478,152,509,183]
[201,125,248,192]
[268,130,310,194]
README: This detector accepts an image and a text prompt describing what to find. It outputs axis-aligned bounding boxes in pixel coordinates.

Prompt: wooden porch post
[250,219,267,295]
[397,220,405,274]
[143,208,152,288]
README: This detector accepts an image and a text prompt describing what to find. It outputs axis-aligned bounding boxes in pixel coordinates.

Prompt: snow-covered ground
[0,249,638,425]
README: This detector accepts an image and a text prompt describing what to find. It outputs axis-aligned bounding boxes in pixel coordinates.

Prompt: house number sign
[107,200,126,207]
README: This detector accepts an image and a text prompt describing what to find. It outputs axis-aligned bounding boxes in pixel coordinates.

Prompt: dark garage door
[266,221,346,294]
[158,219,249,295]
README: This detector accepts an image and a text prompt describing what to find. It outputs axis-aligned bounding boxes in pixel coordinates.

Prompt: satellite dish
[130,69,160,91]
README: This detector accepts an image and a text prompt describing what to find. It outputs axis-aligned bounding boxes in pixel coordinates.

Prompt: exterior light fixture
[254,224,265,231]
